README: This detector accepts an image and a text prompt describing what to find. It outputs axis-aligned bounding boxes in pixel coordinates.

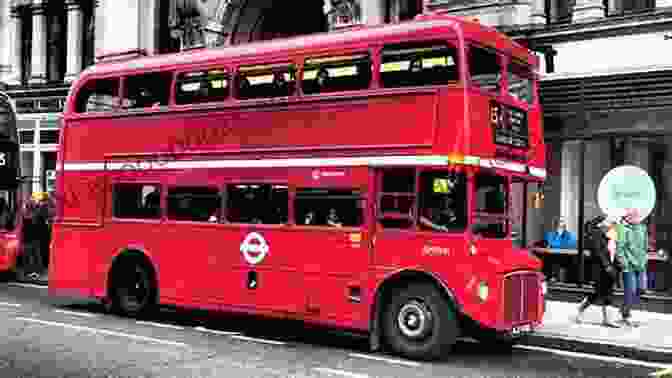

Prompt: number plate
[511,324,532,335]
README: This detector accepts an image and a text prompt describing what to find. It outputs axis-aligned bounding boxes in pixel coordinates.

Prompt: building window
[19,130,34,144]
[39,130,59,145]
[621,0,655,13]
[385,0,422,23]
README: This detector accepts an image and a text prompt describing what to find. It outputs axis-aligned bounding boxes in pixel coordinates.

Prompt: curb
[521,332,672,364]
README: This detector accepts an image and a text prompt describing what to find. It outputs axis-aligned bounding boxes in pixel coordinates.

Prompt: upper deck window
[507,61,533,105]
[380,42,459,88]
[237,63,296,100]
[176,69,230,105]
[302,54,372,95]
[122,72,173,110]
[74,78,119,113]
[469,47,501,93]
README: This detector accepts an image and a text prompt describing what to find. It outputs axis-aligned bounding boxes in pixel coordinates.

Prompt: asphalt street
[0,282,667,378]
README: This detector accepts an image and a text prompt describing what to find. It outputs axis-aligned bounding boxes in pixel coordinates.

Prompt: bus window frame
[378,39,461,89]
[413,165,469,236]
[300,49,376,97]
[504,56,536,109]
[119,69,176,113]
[173,65,233,107]
[234,59,301,103]
[466,42,505,97]
[222,180,290,228]
[110,180,164,223]
[72,75,123,116]
[293,186,367,230]
[164,184,222,225]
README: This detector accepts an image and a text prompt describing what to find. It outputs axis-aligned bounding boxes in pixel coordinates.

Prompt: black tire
[108,261,156,318]
[382,282,459,360]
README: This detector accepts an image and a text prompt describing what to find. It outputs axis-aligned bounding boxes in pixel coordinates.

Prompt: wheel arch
[369,269,462,352]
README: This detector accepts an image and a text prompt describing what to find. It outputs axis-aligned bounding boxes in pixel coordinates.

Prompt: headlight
[541,281,547,295]
[478,281,489,302]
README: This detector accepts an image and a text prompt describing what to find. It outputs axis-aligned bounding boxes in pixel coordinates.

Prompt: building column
[362,0,384,26]
[30,1,47,85]
[572,0,606,22]
[560,140,582,236]
[530,0,547,25]
[65,0,83,83]
[5,11,22,85]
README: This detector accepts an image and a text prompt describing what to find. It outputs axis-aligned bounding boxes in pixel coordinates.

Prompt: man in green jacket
[616,208,648,326]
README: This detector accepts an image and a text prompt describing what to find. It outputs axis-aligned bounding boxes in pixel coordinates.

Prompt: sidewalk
[523,300,672,363]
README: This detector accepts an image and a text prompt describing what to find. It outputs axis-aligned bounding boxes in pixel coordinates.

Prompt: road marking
[8,283,47,289]
[0,301,21,308]
[16,317,189,348]
[515,345,671,369]
[230,335,286,345]
[348,352,421,367]
[313,367,370,378]
[54,309,98,318]
[136,320,184,330]
[194,326,240,336]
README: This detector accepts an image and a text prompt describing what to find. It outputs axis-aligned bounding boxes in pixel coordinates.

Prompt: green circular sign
[597,165,656,220]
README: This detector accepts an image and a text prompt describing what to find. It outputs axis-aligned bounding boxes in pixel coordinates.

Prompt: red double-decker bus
[50,13,546,360]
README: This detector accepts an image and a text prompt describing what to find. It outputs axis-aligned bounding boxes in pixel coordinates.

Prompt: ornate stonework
[327,0,362,30]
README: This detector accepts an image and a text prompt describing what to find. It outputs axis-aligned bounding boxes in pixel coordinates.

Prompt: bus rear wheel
[382,282,458,360]
[109,262,156,318]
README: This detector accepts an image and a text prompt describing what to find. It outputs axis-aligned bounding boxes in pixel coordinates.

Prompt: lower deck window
[113,184,161,219]
[295,188,364,227]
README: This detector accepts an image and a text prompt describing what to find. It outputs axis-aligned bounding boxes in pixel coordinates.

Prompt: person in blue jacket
[545,217,578,249]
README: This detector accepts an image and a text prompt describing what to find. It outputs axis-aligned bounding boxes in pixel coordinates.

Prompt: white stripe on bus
[59,155,547,177]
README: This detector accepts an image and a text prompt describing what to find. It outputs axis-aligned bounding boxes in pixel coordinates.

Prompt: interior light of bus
[306,54,368,66]
[247,74,274,85]
[463,156,480,165]
[210,80,227,89]
[272,185,288,189]
[180,82,201,92]
[381,61,409,72]
[469,240,477,256]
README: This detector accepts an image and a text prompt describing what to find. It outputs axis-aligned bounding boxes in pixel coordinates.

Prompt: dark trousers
[622,271,643,319]
[584,266,617,307]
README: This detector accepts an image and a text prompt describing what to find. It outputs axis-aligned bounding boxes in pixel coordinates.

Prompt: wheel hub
[397,300,433,339]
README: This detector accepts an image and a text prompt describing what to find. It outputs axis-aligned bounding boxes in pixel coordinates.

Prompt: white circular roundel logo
[240,232,269,265]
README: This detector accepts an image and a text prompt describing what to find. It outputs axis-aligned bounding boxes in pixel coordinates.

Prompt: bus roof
[81,15,536,80]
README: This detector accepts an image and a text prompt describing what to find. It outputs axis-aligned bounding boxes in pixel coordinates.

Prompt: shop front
[530,67,672,295]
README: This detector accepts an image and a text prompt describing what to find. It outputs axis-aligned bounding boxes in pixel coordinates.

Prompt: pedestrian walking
[574,215,621,327]
[616,208,649,327]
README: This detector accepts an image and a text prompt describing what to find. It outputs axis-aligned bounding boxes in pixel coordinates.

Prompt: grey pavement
[524,300,672,365]
[0,283,667,378]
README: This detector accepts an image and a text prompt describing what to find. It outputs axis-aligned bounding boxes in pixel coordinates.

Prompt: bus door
[294,169,370,327]
[374,168,469,281]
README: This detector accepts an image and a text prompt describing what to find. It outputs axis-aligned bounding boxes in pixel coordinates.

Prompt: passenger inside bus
[419,196,458,232]
[316,68,330,90]
[326,208,343,228]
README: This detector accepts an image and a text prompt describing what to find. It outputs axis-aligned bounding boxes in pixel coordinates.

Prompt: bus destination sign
[490,101,529,149]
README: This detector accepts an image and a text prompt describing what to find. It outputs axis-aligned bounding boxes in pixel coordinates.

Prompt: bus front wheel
[383,282,458,360]
[108,261,156,318]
